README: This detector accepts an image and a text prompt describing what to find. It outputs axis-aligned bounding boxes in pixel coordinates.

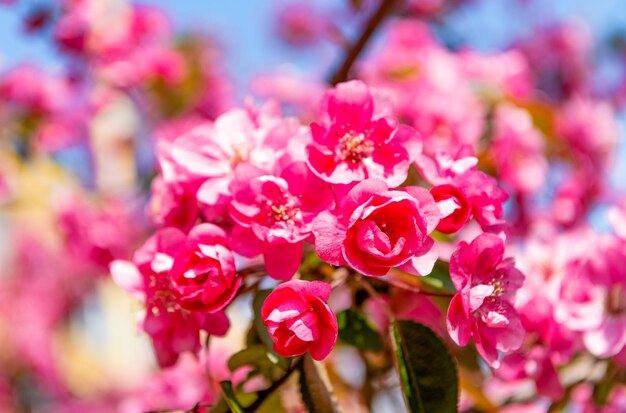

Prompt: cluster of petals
[313,178,440,277]
[111,224,235,367]
[416,147,509,232]
[261,280,337,360]
[447,233,525,367]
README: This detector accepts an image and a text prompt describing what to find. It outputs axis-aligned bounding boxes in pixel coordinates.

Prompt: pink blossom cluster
[2,0,626,412]
[118,77,522,372]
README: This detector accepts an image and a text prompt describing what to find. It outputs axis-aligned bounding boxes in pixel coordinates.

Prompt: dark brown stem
[244,357,303,412]
[329,0,401,85]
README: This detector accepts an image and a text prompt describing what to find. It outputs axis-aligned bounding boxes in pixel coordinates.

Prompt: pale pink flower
[312,178,440,277]
[229,162,334,280]
[158,106,307,223]
[447,233,525,367]
[120,353,212,413]
[555,235,626,358]
[459,49,533,100]
[306,80,419,186]
[359,20,485,155]
[490,104,548,194]
[555,97,618,169]
[261,280,337,360]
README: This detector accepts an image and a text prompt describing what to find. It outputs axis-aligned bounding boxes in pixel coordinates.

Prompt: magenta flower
[170,223,241,313]
[313,178,440,277]
[430,184,472,234]
[416,147,509,232]
[111,227,229,368]
[261,280,337,360]
[446,233,525,367]
[306,80,419,186]
[229,162,334,280]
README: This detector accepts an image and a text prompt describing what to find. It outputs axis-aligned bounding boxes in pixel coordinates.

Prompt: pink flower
[111,227,230,367]
[261,280,337,360]
[555,235,626,358]
[149,177,199,232]
[120,353,212,413]
[430,184,472,234]
[306,80,419,186]
[158,106,306,223]
[313,178,440,277]
[555,97,618,169]
[495,346,564,400]
[170,224,241,312]
[446,233,525,367]
[490,104,547,194]
[229,162,334,280]
[416,147,509,232]
[358,20,485,155]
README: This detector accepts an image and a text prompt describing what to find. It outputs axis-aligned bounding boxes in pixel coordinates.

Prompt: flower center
[264,195,301,225]
[337,131,373,163]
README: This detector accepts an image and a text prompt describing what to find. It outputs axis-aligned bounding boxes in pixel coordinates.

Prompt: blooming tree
[2,0,626,412]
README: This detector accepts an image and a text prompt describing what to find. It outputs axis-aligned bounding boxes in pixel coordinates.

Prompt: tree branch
[328,0,401,85]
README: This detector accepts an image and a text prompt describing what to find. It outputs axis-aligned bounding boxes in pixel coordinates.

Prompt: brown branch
[329,0,401,85]
[244,356,303,412]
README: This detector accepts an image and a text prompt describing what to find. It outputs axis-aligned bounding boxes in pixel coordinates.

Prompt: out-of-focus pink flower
[251,71,326,119]
[555,97,618,169]
[276,3,325,47]
[495,346,564,399]
[313,178,440,277]
[447,233,525,367]
[359,20,485,155]
[459,50,533,100]
[229,162,333,280]
[0,65,70,115]
[306,80,419,186]
[406,0,473,16]
[516,21,592,98]
[490,104,547,194]
[120,353,211,413]
[555,234,626,358]
[261,280,337,360]
[170,223,240,312]
[57,195,142,272]
[430,184,472,234]
[364,288,444,336]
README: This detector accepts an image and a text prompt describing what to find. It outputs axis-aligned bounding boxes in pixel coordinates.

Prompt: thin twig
[329,0,401,85]
[244,356,304,412]
[357,275,396,321]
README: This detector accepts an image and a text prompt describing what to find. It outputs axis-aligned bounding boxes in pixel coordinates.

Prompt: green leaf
[336,309,383,352]
[252,290,291,371]
[391,320,459,413]
[228,345,270,372]
[299,354,341,413]
[219,381,245,413]
[422,261,455,293]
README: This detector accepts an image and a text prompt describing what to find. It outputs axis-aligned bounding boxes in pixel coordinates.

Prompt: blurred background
[1,0,626,412]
